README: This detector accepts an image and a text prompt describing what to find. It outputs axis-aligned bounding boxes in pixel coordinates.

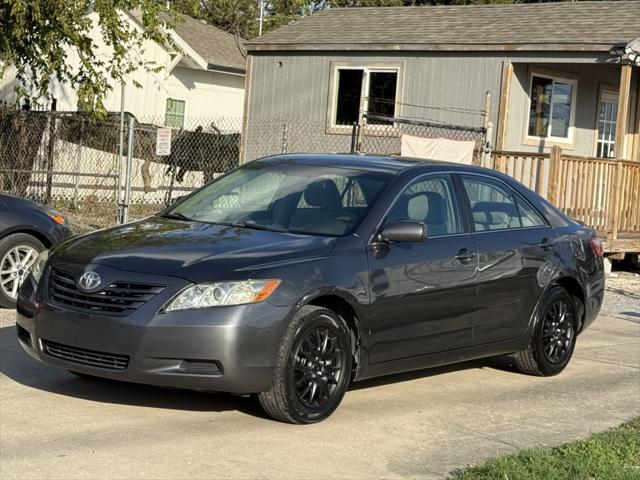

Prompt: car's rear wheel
[0,233,45,308]
[514,286,578,376]
[258,305,352,424]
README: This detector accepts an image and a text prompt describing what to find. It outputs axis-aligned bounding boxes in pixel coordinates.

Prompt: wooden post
[495,62,513,151]
[548,145,562,206]
[610,161,623,244]
[615,64,632,160]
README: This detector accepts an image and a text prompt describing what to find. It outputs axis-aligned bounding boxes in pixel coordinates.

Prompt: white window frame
[525,71,578,143]
[594,88,619,159]
[328,64,402,131]
[165,97,186,130]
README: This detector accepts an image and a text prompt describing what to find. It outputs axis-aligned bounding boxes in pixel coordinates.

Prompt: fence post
[548,145,562,206]
[350,122,358,154]
[121,116,134,224]
[281,122,288,154]
[479,91,492,167]
[72,118,85,210]
[481,121,494,168]
[116,84,126,206]
[44,114,57,204]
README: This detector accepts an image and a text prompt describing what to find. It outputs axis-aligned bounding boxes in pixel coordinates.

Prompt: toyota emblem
[78,271,102,292]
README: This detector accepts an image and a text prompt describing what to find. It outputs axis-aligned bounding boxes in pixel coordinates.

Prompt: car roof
[255,153,491,175]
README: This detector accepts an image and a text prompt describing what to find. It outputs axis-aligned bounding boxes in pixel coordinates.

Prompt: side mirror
[376,221,427,243]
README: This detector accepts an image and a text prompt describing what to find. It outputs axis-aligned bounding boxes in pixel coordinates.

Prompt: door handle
[455,248,476,261]
[538,238,553,250]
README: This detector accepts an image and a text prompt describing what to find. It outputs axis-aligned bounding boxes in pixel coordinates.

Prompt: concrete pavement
[1,311,638,479]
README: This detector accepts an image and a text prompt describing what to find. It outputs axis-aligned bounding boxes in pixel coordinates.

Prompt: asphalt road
[1,309,638,480]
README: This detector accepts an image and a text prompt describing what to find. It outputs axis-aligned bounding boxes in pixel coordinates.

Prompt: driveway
[1,309,638,480]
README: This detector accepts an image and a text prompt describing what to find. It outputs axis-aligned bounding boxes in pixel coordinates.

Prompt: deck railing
[486,147,640,252]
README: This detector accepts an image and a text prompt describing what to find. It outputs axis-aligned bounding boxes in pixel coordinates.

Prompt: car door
[458,173,556,344]
[367,174,478,364]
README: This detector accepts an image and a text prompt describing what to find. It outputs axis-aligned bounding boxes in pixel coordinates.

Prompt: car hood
[51,217,337,283]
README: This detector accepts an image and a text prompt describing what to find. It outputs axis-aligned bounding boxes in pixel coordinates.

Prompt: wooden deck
[486,147,640,254]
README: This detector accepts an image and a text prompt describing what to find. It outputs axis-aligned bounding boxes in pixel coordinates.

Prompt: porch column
[615,63,632,160]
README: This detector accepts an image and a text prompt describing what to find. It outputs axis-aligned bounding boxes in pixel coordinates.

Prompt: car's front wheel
[259,305,352,424]
[514,285,578,376]
[0,233,45,308]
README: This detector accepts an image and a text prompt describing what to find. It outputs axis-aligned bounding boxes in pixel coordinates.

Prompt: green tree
[196,0,260,39]
[264,0,314,32]
[0,0,177,116]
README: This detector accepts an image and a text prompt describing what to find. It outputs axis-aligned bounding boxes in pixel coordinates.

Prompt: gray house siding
[504,62,638,155]
[244,50,623,161]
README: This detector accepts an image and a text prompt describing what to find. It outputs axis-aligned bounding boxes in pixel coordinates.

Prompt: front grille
[47,268,166,315]
[42,339,129,370]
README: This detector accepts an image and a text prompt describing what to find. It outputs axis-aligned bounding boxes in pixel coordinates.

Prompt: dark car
[0,193,72,308]
[16,154,604,423]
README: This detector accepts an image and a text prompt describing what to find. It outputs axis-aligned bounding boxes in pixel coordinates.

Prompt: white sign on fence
[155,128,172,156]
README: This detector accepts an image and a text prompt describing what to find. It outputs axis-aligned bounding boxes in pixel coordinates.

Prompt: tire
[0,233,45,309]
[258,305,352,424]
[514,286,578,377]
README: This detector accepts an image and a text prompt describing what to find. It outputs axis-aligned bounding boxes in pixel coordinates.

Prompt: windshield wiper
[231,221,282,232]
[160,212,193,221]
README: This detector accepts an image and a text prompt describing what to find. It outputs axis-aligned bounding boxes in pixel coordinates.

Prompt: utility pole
[258,0,265,36]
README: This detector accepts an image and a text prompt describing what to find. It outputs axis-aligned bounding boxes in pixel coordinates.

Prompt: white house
[0,11,247,125]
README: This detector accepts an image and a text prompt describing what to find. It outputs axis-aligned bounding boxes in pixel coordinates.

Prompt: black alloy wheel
[541,298,575,364]
[291,325,344,409]
[514,285,579,376]
[259,305,352,424]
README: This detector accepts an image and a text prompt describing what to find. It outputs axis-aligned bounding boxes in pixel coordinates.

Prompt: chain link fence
[358,114,487,160]
[0,110,242,231]
[1,108,488,232]
[242,114,487,161]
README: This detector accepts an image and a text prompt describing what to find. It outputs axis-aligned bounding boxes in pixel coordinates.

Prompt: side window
[462,176,521,231]
[387,175,462,237]
[514,195,546,227]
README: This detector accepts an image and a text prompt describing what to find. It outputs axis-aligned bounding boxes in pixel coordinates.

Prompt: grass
[451,417,640,480]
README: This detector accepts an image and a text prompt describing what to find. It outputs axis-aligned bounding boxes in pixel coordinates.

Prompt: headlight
[31,250,49,284]
[164,279,281,312]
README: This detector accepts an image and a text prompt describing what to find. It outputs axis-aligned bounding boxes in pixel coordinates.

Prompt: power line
[366,96,486,116]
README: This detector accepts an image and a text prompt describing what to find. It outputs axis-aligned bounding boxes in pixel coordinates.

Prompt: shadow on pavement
[0,325,267,418]
[1,324,520,412]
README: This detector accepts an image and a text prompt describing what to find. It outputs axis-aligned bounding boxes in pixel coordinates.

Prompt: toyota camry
[16,154,604,423]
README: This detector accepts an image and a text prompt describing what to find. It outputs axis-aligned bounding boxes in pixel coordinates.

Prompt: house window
[596,91,618,158]
[527,74,576,140]
[333,67,398,126]
[165,98,185,129]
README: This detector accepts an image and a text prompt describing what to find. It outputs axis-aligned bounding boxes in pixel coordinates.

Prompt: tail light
[589,236,603,257]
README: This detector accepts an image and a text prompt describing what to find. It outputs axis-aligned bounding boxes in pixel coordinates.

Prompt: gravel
[0,308,14,328]
[601,269,640,322]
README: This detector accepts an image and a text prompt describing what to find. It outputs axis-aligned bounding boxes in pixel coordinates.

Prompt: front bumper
[15,264,292,394]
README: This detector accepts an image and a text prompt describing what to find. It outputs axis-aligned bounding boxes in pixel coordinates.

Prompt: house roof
[171,14,246,73]
[246,1,640,53]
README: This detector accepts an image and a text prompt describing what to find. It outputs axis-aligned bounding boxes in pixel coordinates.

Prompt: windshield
[167,161,393,236]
